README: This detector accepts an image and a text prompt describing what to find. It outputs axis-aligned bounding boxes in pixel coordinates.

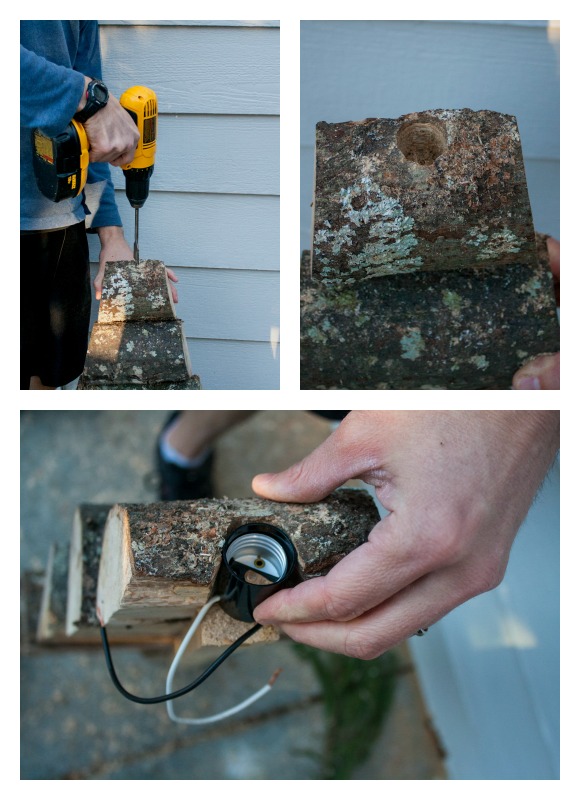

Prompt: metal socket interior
[225,532,289,582]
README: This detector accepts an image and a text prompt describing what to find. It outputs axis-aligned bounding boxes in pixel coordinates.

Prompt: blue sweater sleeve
[20,21,122,230]
[20,45,86,135]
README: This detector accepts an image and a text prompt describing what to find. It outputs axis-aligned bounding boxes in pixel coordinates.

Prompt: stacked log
[78,260,201,390]
[35,491,379,649]
[301,109,559,389]
[96,491,379,646]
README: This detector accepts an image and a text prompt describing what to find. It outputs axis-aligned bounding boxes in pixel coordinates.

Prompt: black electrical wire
[100,622,262,705]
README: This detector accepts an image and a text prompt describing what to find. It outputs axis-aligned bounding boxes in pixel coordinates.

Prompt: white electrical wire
[165,594,280,725]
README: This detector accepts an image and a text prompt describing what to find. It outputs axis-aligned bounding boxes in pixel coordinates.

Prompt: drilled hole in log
[397,120,447,165]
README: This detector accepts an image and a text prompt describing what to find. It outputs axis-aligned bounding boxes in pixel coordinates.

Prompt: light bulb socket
[215,523,298,622]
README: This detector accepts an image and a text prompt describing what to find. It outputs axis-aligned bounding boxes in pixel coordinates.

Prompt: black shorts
[20,221,91,389]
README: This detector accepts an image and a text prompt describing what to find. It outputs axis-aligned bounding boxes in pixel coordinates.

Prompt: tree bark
[312,110,538,284]
[77,376,202,390]
[59,504,244,646]
[301,234,559,389]
[303,110,559,389]
[97,260,177,323]
[66,504,111,636]
[97,490,379,627]
[81,320,192,385]
[77,256,201,390]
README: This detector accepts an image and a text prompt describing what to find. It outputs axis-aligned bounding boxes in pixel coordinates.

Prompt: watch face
[93,84,108,103]
[75,80,109,122]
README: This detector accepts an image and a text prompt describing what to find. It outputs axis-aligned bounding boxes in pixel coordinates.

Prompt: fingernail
[514,375,541,390]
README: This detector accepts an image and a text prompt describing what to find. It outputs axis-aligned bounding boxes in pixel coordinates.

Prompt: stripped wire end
[96,605,104,627]
[268,668,283,687]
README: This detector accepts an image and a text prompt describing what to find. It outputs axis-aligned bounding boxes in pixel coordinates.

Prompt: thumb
[512,352,560,390]
[252,416,368,503]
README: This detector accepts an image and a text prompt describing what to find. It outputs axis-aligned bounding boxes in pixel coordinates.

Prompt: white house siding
[409,461,560,779]
[300,20,559,250]
[301,20,560,780]
[88,21,280,389]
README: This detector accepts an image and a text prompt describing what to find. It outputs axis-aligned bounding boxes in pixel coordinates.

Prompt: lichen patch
[466,226,523,261]
[400,329,425,361]
[314,177,422,283]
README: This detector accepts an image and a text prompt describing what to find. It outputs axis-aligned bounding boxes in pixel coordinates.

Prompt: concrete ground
[20,410,445,780]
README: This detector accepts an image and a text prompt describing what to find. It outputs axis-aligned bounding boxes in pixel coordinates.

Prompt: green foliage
[293,644,399,779]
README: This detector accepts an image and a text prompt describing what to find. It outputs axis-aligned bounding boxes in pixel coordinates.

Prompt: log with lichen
[50,504,185,645]
[77,258,202,390]
[81,319,192,385]
[96,491,379,628]
[57,504,241,646]
[311,110,538,284]
[301,235,559,389]
[302,109,559,389]
[66,504,111,636]
[77,376,202,390]
[97,260,176,323]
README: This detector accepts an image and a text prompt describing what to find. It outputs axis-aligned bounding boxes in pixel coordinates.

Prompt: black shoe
[155,413,215,500]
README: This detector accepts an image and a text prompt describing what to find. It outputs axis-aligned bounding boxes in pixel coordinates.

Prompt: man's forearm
[20,45,85,133]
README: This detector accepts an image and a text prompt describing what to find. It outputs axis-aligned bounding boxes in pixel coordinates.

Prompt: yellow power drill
[32,85,157,263]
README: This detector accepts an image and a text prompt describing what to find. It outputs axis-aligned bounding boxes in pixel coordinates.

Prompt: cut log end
[96,504,213,626]
[96,506,133,626]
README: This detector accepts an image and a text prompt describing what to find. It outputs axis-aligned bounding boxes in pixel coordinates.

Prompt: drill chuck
[124,165,154,209]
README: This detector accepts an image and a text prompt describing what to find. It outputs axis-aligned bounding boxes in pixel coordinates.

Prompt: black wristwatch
[75,79,109,122]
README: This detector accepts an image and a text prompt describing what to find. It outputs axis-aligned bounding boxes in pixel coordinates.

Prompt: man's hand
[513,238,560,390]
[252,411,559,659]
[95,226,179,302]
[78,77,140,167]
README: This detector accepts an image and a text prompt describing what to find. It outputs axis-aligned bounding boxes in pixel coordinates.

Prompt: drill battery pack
[32,119,89,202]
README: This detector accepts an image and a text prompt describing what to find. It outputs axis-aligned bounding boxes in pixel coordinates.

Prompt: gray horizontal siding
[173,267,279,342]
[523,158,560,239]
[457,20,551,27]
[109,115,279,196]
[100,25,279,114]
[89,191,279,270]
[187,339,279,390]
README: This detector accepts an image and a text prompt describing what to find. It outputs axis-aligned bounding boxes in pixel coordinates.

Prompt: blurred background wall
[300,20,560,251]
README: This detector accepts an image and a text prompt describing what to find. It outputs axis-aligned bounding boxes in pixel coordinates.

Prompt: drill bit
[133,207,140,263]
